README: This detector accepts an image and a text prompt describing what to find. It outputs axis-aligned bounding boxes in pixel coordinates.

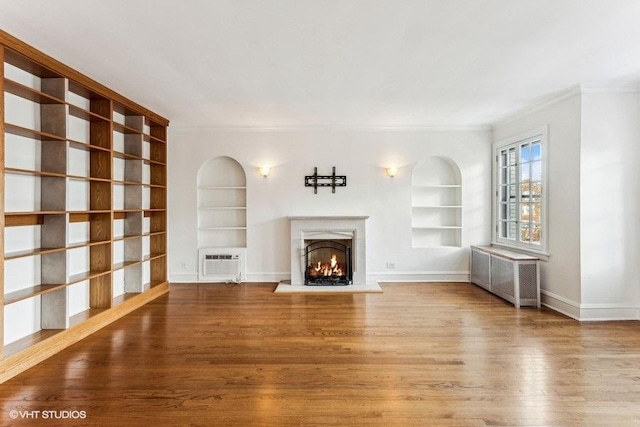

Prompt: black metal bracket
[304,167,347,194]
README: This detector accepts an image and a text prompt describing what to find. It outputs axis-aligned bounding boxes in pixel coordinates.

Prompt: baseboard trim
[369,271,470,283]
[541,290,581,320]
[170,273,291,283]
[578,304,640,321]
[246,273,290,283]
[541,290,640,321]
[170,271,471,284]
[169,273,199,283]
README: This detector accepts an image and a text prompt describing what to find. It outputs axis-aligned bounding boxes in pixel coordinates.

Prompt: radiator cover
[470,246,540,308]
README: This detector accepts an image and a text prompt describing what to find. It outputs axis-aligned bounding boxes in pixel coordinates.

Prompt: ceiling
[1,0,640,129]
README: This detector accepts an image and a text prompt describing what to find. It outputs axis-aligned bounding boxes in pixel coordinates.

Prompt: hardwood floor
[2,282,640,426]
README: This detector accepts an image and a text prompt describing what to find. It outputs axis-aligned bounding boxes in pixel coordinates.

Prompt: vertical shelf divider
[0,45,6,357]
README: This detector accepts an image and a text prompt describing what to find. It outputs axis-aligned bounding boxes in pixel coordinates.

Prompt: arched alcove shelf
[411,156,462,248]
[197,156,247,248]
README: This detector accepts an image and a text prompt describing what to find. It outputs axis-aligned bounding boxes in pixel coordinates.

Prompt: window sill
[490,242,550,262]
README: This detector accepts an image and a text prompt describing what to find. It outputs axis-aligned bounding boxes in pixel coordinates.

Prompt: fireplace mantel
[289,216,368,286]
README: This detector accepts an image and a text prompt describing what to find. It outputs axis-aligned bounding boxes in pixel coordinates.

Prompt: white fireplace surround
[290,216,368,285]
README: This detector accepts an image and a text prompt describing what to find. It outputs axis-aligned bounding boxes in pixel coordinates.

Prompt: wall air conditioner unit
[198,248,246,282]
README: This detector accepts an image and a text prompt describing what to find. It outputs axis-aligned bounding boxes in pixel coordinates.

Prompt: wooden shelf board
[67,174,111,183]
[112,121,143,135]
[4,213,43,227]
[3,329,63,359]
[4,167,67,179]
[67,240,111,250]
[68,308,108,328]
[3,48,63,78]
[148,159,167,167]
[4,240,110,260]
[5,211,66,216]
[4,283,67,306]
[149,280,166,288]
[68,270,111,285]
[112,293,139,307]
[112,150,144,161]
[4,212,71,227]
[67,80,110,102]
[68,212,110,223]
[67,210,111,215]
[4,168,111,184]
[68,103,110,123]
[148,134,166,144]
[112,234,142,243]
[113,209,144,215]
[113,179,144,186]
[67,139,111,153]
[146,252,167,262]
[112,260,143,271]
[4,78,65,104]
[116,234,163,243]
[4,123,66,141]
[4,246,66,260]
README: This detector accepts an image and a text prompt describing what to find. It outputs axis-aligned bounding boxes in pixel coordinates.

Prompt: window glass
[495,133,546,251]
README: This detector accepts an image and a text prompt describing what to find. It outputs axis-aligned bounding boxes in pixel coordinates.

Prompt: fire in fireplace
[304,240,352,286]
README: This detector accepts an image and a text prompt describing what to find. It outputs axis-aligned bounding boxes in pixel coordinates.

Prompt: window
[493,128,547,253]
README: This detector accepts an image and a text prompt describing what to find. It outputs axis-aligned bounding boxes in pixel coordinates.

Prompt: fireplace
[304,239,352,285]
[289,216,368,286]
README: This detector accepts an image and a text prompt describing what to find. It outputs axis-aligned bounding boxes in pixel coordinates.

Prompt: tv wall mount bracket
[305,167,347,194]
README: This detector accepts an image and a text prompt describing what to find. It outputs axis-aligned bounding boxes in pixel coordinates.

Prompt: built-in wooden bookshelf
[0,31,169,383]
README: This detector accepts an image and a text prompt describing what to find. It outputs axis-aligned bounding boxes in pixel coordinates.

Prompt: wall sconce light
[386,166,398,177]
[259,166,271,177]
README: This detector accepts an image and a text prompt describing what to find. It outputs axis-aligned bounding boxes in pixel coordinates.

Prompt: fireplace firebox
[304,240,352,286]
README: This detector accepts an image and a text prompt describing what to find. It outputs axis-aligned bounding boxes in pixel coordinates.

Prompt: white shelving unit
[411,157,462,247]
[197,157,247,248]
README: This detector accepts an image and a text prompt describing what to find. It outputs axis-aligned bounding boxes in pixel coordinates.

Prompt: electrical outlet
[386,262,396,269]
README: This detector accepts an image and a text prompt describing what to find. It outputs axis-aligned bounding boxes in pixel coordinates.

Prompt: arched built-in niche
[197,156,247,248]
[411,156,462,247]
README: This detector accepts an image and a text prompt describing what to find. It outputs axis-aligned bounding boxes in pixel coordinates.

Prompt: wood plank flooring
[2,282,640,426]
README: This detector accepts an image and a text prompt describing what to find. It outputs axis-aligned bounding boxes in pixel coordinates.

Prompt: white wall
[580,90,640,319]
[493,88,640,320]
[167,127,492,283]
[493,91,583,316]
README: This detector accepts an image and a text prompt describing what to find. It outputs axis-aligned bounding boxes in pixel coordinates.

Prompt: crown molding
[491,85,582,128]
[169,124,491,133]
[492,81,640,129]
[579,81,640,94]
